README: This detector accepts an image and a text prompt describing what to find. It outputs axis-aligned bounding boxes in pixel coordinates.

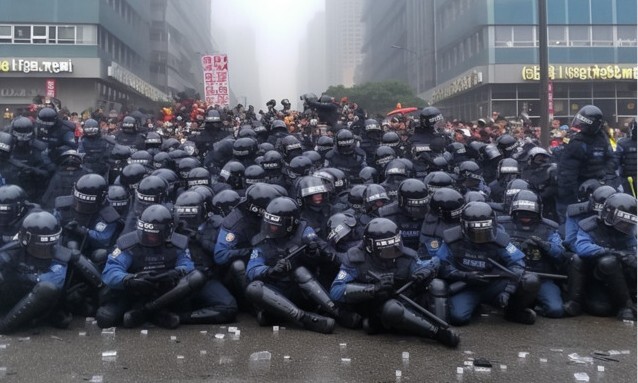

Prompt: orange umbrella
[387,106,418,116]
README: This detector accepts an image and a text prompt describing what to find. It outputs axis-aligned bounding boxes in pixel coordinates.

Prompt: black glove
[611,250,637,269]
[496,291,510,308]
[147,269,187,285]
[303,234,321,257]
[373,273,395,299]
[529,236,552,253]
[123,274,156,295]
[65,221,88,236]
[458,270,490,285]
[411,268,435,286]
[267,259,292,279]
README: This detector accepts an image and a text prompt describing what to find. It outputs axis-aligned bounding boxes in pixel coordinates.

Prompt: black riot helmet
[137,204,173,247]
[381,131,401,148]
[220,160,246,189]
[312,170,336,194]
[464,191,487,203]
[424,171,455,193]
[281,98,291,109]
[111,144,132,162]
[261,150,284,173]
[212,189,241,217]
[298,175,330,207]
[326,212,357,246]
[151,168,179,196]
[496,158,520,182]
[271,119,288,134]
[467,141,487,159]
[496,134,519,158]
[11,116,35,142]
[121,115,138,133]
[572,105,604,136]
[237,126,257,140]
[241,183,283,217]
[0,185,28,228]
[161,137,181,152]
[419,106,444,130]
[359,166,379,184]
[19,211,61,259]
[577,178,604,202]
[0,132,13,159]
[588,185,617,213]
[335,129,356,155]
[119,163,147,191]
[261,197,300,239]
[460,201,496,244]
[302,150,323,171]
[187,167,211,189]
[480,144,502,162]
[244,165,266,186]
[429,155,450,172]
[233,137,258,161]
[348,184,366,212]
[177,157,202,180]
[173,190,206,230]
[258,142,275,156]
[136,175,168,206]
[36,107,58,128]
[315,136,334,157]
[281,135,303,162]
[107,184,129,215]
[58,149,84,168]
[456,160,483,187]
[190,185,214,214]
[374,146,397,169]
[128,150,153,168]
[364,218,403,259]
[286,156,313,180]
[510,189,543,225]
[153,151,175,170]
[599,193,637,235]
[73,174,107,214]
[503,178,531,208]
[527,147,551,167]
[83,119,100,138]
[204,109,222,127]
[397,178,429,219]
[364,119,383,140]
[323,168,349,194]
[430,187,465,223]
[363,184,390,213]
[169,148,190,162]
[384,159,409,180]
[145,131,162,149]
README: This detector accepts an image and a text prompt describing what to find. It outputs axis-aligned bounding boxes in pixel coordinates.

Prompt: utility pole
[538,0,549,147]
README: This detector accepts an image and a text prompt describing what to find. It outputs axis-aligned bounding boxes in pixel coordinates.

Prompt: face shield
[73,189,100,214]
[174,205,204,230]
[261,211,294,239]
[604,209,637,235]
[463,219,495,244]
[0,202,22,227]
[24,229,61,259]
[366,233,403,259]
[403,197,428,219]
[137,219,170,247]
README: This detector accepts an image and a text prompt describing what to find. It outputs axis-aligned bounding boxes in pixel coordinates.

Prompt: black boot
[293,266,339,317]
[144,270,206,312]
[179,307,236,325]
[563,254,585,316]
[0,282,59,333]
[299,312,335,334]
[151,310,180,329]
[123,308,147,328]
[435,327,461,348]
[381,299,459,346]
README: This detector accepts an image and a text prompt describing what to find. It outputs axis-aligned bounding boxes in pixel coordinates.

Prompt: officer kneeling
[0,212,70,333]
[329,218,460,348]
[97,204,204,329]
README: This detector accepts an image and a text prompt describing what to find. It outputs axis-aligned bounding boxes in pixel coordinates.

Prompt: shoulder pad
[116,231,139,250]
[541,218,559,229]
[578,216,598,232]
[378,202,401,217]
[170,232,189,249]
[496,216,513,224]
[99,205,120,223]
[54,246,73,263]
[30,139,47,151]
[346,247,365,264]
[54,195,74,209]
[567,202,589,217]
[442,225,463,244]
[493,229,510,247]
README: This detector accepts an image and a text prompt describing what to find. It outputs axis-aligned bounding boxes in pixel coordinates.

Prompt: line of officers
[0,104,635,349]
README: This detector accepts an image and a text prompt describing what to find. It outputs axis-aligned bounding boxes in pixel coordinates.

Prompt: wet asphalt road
[0,310,635,382]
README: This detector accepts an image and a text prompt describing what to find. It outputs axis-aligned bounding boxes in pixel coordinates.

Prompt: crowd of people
[0,93,635,349]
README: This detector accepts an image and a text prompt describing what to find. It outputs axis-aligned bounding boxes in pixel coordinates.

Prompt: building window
[569,25,590,46]
[513,26,535,47]
[14,26,31,43]
[32,26,47,43]
[548,25,566,46]
[57,26,75,44]
[591,25,613,46]
[495,26,512,47]
[0,25,11,43]
[617,25,637,46]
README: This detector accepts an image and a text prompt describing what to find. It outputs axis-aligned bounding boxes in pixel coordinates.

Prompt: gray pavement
[0,311,635,382]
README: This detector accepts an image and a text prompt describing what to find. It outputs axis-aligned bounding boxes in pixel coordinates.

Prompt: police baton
[487,258,567,280]
[283,244,308,261]
[368,271,451,329]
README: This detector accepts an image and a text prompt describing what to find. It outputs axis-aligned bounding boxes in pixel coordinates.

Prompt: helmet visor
[367,233,403,259]
[73,189,100,214]
[463,219,495,243]
[174,205,204,229]
[137,220,170,247]
[404,198,428,218]
[606,209,637,235]
[261,212,293,239]
[24,228,61,259]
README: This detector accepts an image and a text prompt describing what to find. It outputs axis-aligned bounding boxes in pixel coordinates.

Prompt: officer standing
[0,185,41,247]
[35,107,77,165]
[114,116,146,152]
[78,118,114,178]
[324,129,367,180]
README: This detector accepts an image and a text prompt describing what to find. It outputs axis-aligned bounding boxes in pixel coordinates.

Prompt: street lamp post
[391,45,421,95]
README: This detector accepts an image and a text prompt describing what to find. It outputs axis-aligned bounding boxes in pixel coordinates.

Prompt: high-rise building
[0,0,215,115]
[325,0,365,88]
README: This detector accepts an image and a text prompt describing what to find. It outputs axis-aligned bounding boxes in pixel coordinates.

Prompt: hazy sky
[211,0,324,108]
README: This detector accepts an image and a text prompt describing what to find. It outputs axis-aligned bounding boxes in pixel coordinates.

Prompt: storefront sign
[432,71,482,103]
[0,58,73,74]
[201,54,230,107]
[522,65,638,81]
[0,88,41,97]
[45,79,56,98]
[108,62,170,102]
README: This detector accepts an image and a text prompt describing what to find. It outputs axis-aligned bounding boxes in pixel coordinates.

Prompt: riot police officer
[114,116,145,152]
[379,179,428,252]
[78,118,113,177]
[7,117,51,202]
[35,107,77,164]
[329,218,459,347]
[324,129,366,179]
[40,150,90,209]
[0,185,41,247]
[419,187,465,259]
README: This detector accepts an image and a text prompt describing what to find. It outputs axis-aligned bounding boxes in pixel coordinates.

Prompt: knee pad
[380,299,405,323]
[429,278,448,297]
[230,259,245,274]
[185,270,207,290]
[244,281,265,302]
[519,272,540,293]
[595,255,622,279]
[91,249,108,265]
[292,266,313,283]
[569,254,584,270]
[96,306,120,328]
[33,281,61,301]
